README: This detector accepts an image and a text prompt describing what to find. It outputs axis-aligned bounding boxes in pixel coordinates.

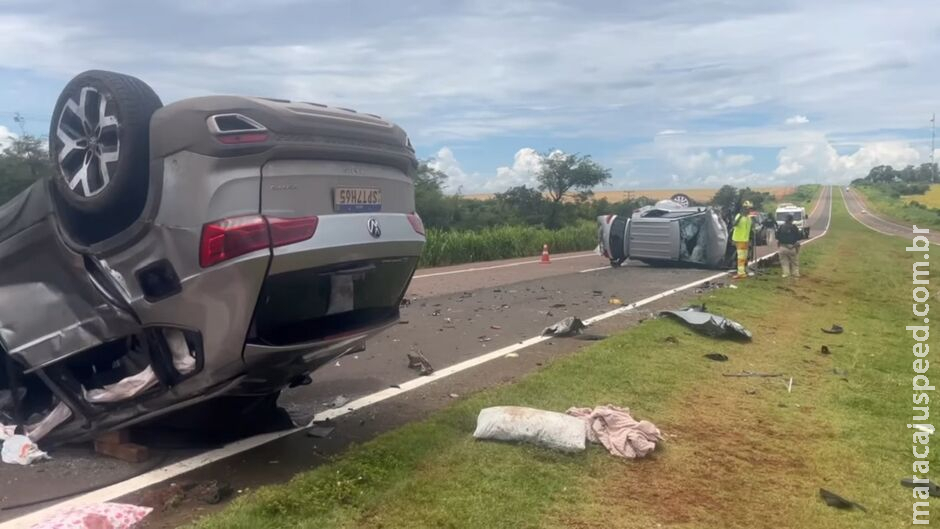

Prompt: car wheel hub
[55,86,121,198]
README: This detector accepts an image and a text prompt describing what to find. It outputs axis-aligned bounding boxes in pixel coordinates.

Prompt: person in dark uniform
[776,214,802,278]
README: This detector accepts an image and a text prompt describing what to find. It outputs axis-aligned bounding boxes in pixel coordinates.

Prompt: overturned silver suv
[597,199,768,269]
[0,71,425,445]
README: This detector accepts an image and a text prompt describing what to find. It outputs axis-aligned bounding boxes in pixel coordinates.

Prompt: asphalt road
[841,186,940,243]
[0,187,833,527]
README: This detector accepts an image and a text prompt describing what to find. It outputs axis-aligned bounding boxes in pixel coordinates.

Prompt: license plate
[333,188,381,213]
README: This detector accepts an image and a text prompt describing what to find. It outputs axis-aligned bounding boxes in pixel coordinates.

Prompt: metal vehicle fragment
[660,306,752,340]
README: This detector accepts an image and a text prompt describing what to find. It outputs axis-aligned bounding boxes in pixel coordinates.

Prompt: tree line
[0,137,786,231]
[852,163,939,197]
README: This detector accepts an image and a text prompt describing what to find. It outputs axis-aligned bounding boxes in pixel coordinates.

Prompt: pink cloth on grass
[566,405,662,459]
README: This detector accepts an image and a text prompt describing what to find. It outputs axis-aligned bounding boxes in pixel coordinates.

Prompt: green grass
[419,221,597,268]
[191,192,930,528]
[855,184,940,230]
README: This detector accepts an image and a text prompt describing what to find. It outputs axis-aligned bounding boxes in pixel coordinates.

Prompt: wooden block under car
[94,437,149,463]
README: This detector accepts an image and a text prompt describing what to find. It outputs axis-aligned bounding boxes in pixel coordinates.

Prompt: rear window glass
[776,211,802,221]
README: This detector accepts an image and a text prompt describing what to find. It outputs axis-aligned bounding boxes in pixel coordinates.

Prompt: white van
[775,203,809,238]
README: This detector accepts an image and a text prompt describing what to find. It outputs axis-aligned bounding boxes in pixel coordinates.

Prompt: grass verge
[420,221,597,268]
[855,184,940,230]
[192,193,930,529]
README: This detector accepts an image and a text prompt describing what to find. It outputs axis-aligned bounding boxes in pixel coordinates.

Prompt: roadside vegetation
[0,136,807,268]
[851,163,940,230]
[190,194,923,529]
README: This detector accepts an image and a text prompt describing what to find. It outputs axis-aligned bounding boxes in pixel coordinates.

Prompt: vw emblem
[367,217,382,238]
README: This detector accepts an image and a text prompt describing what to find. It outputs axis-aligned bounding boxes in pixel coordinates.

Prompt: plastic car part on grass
[29,502,152,529]
[660,306,753,340]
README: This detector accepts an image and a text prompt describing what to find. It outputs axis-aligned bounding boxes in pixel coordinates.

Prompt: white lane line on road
[2,189,835,529]
[579,266,610,273]
[412,252,597,279]
[840,188,903,237]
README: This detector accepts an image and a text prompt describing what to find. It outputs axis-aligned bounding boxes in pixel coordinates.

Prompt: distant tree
[0,134,53,204]
[709,185,773,214]
[536,152,611,227]
[494,185,546,225]
[413,161,454,229]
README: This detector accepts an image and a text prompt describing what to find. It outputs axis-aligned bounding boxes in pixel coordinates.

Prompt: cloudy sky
[1,0,939,192]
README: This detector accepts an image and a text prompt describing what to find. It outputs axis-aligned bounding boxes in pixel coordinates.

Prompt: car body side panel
[0,218,139,368]
[97,154,270,386]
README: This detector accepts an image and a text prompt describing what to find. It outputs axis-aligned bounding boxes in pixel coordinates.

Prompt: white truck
[775,202,809,238]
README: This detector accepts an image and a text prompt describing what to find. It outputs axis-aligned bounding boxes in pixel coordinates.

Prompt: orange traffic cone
[540,244,551,264]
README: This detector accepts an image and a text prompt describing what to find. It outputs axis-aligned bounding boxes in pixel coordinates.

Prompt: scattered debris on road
[661,306,752,340]
[504,352,519,358]
[449,393,460,399]
[704,353,729,362]
[821,324,844,334]
[693,281,726,294]
[407,351,435,376]
[567,405,662,459]
[664,336,679,344]
[542,317,587,337]
[324,395,350,408]
[1,434,49,465]
[550,303,567,309]
[30,502,153,529]
[787,377,794,393]
[490,325,502,330]
[819,488,867,512]
[821,345,831,355]
[478,336,492,343]
[473,406,586,452]
[306,423,335,438]
[609,297,623,305]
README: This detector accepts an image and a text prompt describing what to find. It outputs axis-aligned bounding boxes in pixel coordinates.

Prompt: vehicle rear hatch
[245,102,423,348]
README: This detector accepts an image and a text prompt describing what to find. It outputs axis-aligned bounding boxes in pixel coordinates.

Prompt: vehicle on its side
[0,70,425,445]
[597,199,774,269]
[775,202,809,238]
[598,200,733,269]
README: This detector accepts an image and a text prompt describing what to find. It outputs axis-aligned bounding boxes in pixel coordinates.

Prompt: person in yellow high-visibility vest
[731,200,754,279]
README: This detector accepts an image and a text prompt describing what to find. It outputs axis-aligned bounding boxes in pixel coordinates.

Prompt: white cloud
[484,148,544,192]
[785,115,809,125]
[656,129,687,136]
[774,140,921,183]
[0,126,14,150]
[427,147,473,193]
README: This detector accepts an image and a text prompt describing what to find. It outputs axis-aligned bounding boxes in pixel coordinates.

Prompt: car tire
[48,70,162,240]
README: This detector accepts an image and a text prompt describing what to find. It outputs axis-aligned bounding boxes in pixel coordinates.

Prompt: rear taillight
[199,215,318,268]
[407,212,425,236]
[268,216,319,246]
[217,132,269,144]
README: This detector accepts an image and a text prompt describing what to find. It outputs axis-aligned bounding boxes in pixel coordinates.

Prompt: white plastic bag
[165,328,196,375]
[29,502,152,528]
[2,434,50,465]
[473,406,586,452]
[0,422,15,441]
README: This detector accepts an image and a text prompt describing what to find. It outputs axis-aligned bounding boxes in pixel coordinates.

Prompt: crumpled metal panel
[0,216,139,369]
[661,307,752,340]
